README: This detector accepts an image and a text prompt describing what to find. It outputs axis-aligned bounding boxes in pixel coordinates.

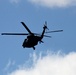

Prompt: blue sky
[0,0,76,75]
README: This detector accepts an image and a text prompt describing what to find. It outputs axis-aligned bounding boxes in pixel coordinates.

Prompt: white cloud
[7,51,76,75]
[10,0,21,4]
[28,0,76,8]
[4,59,15,72]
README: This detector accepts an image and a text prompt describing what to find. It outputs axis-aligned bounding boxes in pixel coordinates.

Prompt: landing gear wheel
[33,47,35,50]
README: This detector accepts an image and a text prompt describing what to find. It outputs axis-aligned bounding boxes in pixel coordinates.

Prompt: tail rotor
[44,21,49,31]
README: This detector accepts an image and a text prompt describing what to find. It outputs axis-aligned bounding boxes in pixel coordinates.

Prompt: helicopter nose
[22,41,26,48]
[22,44,25,48]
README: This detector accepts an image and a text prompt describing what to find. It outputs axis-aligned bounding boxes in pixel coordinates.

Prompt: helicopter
[1,21,63,50]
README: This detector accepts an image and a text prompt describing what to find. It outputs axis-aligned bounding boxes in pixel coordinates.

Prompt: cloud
[9,0,21,4]
[28,0,76,8]
[4,59,15,72]
[7,51,76,75]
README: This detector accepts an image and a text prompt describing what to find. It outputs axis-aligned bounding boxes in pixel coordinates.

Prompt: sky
[0,0,76,75]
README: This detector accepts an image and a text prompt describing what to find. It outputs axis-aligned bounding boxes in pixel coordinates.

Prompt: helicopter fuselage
[22,35,41,48]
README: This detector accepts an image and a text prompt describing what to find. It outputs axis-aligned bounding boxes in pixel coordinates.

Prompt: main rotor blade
[44,35,52,38]
[1,33,28,35]
[32,33,51,38]
[21,22,32,34]
[45,30,63,33]
[33,33,52,38]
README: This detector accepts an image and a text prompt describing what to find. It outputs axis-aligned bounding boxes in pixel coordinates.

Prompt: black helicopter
[1,21,63,50]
